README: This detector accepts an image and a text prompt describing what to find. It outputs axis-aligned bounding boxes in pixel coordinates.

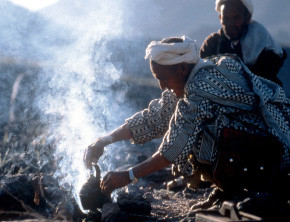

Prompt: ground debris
[1,121,290,222]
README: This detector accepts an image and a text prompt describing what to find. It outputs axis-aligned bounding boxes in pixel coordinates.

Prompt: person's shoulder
[197,55,243,77]
[244,20,283,57]
[203,29,222,41]
[203,54,241,66]
[192,55,242,81]
[200,29,223,58]
[248,20,271,36]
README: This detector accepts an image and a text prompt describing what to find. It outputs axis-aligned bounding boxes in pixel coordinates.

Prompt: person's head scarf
[145,36,199,65]
[215,0,254,15]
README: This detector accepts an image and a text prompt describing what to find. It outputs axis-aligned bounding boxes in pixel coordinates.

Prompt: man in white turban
[200,0,287,86]
[84,36,290,219]
[145,36,199,65]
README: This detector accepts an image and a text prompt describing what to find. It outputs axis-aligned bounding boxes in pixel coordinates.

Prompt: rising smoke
[0,0,163,206]
[2,0,289,211]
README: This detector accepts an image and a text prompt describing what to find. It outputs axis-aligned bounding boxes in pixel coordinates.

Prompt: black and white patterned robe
[126,55,290,176]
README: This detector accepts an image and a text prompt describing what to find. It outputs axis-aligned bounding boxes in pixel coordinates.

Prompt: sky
[9,0,60,11]
[7,0,290,47]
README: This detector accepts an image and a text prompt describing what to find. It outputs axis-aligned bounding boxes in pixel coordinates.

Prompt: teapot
[79,164,111,210]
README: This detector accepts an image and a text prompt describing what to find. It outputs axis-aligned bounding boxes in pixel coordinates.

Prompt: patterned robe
[126,55,290,176]
[200,21,287,86]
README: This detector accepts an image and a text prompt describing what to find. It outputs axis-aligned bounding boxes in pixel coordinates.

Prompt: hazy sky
[9,0,60,11]
[137,0,290,47]
[9,0,290,47]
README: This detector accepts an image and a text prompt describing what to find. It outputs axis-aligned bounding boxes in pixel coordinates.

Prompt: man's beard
[224,23,248,41]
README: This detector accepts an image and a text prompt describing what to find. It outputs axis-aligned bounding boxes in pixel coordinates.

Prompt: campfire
[0,121,84,220]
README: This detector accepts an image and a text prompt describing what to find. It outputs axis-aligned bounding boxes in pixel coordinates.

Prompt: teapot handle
[92,163,101,181]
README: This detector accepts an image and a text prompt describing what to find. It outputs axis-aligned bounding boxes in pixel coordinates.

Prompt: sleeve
[125,90,179,145]
[199,32,220,59]
[158,96,205,174]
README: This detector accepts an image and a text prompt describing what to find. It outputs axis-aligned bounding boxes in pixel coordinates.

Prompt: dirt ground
[111,167,214,222]
[1,122,290,222]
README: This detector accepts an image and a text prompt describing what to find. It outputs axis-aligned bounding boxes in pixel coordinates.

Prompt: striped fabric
[126,55,290,176]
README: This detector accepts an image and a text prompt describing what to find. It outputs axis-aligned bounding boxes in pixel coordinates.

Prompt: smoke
[1,0,290,213]
[32,0,160,199]
[0,0,166,209]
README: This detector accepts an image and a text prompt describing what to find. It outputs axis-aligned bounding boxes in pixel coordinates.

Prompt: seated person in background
[200,0,287,86]
[84,36,290,218]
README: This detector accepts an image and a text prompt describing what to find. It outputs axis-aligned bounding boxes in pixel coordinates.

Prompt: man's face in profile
[150,60,187,97]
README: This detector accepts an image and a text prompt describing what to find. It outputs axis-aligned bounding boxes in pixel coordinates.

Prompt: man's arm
[84,90,179,169]
[101,152,171,194]
[200,33,220,59]
[83,123,132,169]
[126,90,179,145]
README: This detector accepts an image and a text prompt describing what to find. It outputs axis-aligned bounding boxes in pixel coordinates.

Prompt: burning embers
[0,121,85,220]
[0,122,156,221]
[0,172,88,220]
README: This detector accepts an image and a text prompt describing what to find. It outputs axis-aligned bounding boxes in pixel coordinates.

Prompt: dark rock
[118,198,151,216]
[101,203,128,222]
[0,174,35,211]
[143,192,155,202]
[86,210,102,222]
[167,177,186,191]
[236,191,290,221]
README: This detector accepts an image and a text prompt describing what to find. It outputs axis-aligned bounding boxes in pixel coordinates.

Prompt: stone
[101,203,128,222]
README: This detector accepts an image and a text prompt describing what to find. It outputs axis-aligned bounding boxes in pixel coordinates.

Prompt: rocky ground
[0,121,212,222]
[113,170,214,222]
[90,167,288,222]
[83,168,214,222]
[1,122,290,222]
[95,167,290,222]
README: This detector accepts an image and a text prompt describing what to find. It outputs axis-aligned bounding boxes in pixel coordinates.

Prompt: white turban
[144,36,199,65]
[215,0,254,15]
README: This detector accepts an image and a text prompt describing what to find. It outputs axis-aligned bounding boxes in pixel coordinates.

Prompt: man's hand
[100,171,131,195]
[83,138,105,170]
[83,123,132,169]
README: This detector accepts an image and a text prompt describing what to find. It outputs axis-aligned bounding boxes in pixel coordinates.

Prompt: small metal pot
[79,164,111,210]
